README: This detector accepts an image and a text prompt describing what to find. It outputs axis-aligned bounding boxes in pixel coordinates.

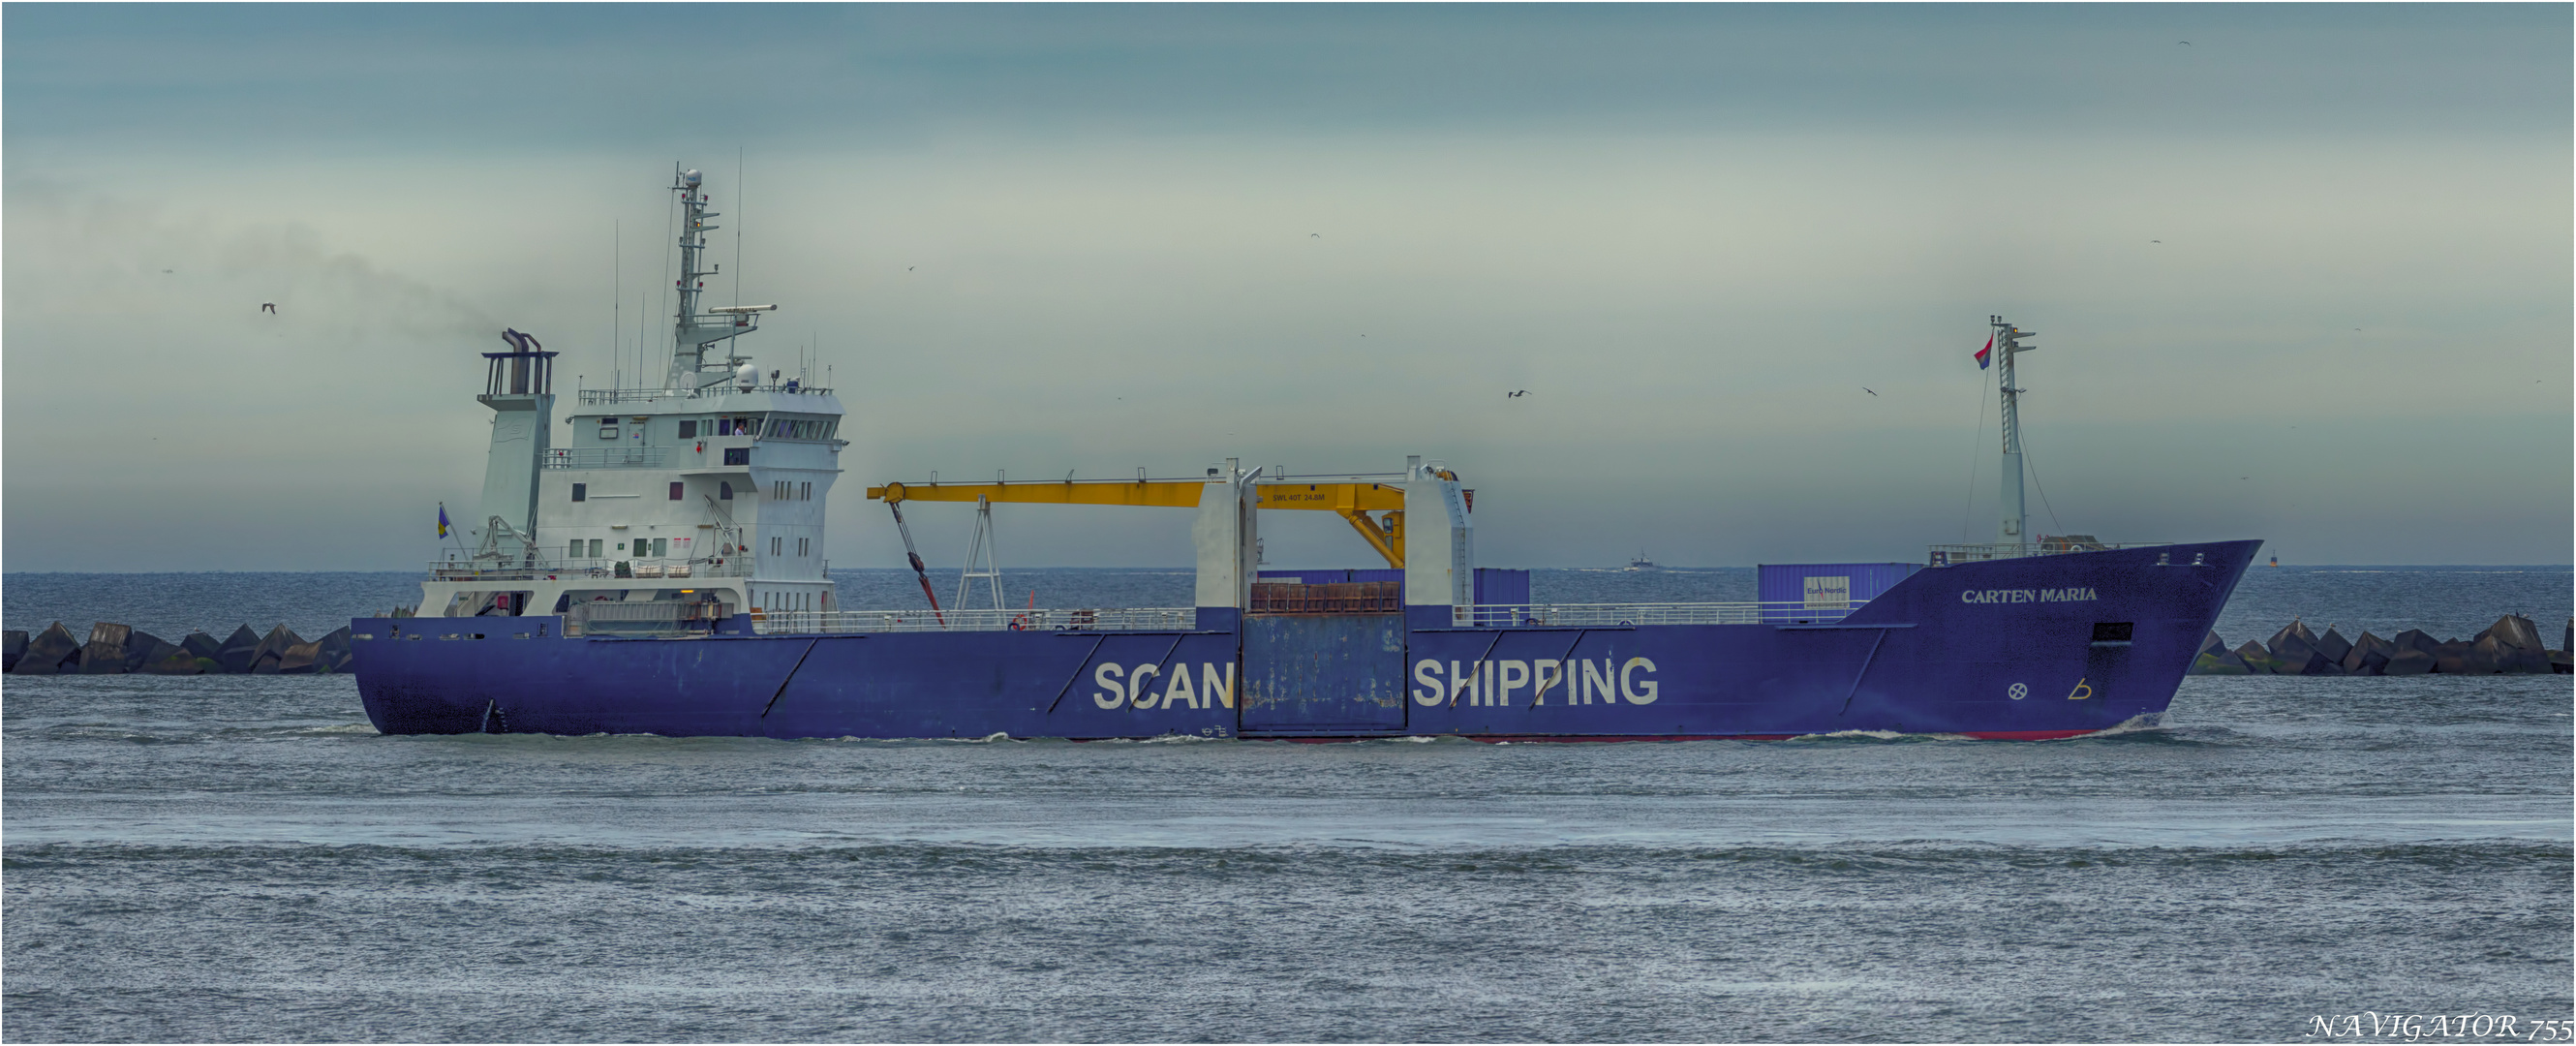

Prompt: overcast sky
[6,4,2568,572]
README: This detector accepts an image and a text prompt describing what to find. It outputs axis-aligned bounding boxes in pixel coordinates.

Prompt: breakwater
[3,622,353,675]
[13,611,2566,679]
[2193,614,2570,676]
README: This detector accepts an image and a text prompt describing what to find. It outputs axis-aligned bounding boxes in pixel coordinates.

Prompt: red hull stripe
[1234,729,2110,744]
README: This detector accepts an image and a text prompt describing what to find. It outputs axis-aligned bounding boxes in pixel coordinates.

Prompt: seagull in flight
[1507,389,1529,398]
[1310,232,1320,238]
[261,302,277,314]
[1863,387,1878,396]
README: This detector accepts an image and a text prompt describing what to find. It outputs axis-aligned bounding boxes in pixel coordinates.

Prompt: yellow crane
[865,472,1455,569]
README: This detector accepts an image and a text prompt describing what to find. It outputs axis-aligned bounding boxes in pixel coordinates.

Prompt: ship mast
[666,166,775,390]
[1990,315,2036,548]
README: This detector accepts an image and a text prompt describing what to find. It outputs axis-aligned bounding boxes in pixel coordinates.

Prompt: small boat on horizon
[1627,551,1660,571]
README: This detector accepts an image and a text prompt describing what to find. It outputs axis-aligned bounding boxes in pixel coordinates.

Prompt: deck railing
[1927,540,2170,565]
[1453,600,1862,628]
[576,385,834,406]
[567,600,737,636]
[752,607,1199,635]
[426,558,752,581]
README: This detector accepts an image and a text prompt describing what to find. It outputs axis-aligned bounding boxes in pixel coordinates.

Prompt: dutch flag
[1975,334,1993,370]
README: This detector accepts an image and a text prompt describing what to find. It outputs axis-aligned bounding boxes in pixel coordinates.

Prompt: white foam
[2055,713,2166,740]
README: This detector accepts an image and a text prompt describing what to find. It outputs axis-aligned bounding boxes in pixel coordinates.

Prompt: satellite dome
[684,169,702,185]
[735,361,758,389]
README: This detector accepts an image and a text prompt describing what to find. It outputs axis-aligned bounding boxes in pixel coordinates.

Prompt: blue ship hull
[353,540,2259,741]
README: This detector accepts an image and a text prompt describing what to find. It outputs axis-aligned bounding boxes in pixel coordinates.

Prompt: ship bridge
[418,165,843,625]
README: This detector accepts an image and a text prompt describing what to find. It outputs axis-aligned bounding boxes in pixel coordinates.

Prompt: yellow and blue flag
[437,504,451,538]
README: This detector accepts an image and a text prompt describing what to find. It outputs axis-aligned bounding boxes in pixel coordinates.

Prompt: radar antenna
[666,165,777,390]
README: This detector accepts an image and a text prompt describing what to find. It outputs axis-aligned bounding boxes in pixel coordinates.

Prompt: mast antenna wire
[657,162,678,386]
[734,146,745,308]
[2022,430,2068,537]
[1959,350,1988,543]
[611,220,620,394]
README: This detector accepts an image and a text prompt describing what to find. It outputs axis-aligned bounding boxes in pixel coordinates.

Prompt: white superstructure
[422,166,844,627]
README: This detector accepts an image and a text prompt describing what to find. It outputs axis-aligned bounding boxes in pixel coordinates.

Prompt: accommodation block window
[571,483,586,502]
[669,481,685,501]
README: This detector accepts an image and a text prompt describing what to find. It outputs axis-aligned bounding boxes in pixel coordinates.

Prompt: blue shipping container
[1757,563,1921,622]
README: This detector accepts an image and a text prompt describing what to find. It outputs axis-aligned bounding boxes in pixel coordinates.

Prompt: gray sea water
[5,567,2571,1042]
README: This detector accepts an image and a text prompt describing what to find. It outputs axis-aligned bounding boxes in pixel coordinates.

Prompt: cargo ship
[352,167,2260,741]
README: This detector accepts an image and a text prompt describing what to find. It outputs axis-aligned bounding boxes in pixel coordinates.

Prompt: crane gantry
[865,468,1460,569]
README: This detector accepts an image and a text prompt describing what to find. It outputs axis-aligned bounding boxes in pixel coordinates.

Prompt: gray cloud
[6,5,2566,152]
[4,6,2567,571]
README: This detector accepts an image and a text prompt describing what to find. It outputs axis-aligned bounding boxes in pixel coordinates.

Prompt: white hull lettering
[1093,662,1237,711]
[1410,657,1657,709]
[1960,587,2100,604]
[1413,660,1445,705]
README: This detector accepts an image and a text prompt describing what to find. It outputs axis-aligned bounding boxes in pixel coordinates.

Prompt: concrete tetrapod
[142,641,204,675]
[2190,631,2255,675]
[314,627,356,673]
[121,630,169,673]
[78,623,135,675]
[13,623,82,675]
[2314,628,2354,668]
[2265,622,2338,675]
[216,625,262,674]
[2342,631,2395,676]
[249,626,307,675]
